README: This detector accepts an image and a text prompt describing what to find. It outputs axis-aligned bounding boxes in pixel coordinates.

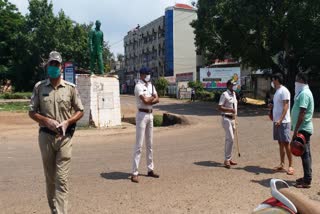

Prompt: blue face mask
[47,66,61,78]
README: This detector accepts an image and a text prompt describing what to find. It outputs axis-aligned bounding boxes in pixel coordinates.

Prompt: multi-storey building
[124,4,197,84]
[124,16,165,80]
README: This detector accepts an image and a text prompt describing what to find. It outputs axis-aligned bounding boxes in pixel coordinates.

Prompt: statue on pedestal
[89,20,104,75]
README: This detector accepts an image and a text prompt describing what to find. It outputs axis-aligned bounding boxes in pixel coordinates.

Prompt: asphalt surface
[1,95,320,214]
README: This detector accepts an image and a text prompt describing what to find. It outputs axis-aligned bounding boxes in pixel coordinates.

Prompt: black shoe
[147,171,160,178]
[295,177,304,184]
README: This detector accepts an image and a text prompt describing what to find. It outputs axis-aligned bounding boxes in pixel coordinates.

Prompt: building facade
[124,4,197,86]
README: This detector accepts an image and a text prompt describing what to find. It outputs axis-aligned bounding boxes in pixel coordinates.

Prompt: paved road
[1,95,320,213]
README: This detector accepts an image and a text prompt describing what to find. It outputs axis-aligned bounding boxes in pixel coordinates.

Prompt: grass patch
[0,102,29,112]
[0,92,32,99]
[153,114,163,127]
[122,114,164,127]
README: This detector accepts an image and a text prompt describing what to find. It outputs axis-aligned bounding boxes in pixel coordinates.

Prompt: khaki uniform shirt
[29,79,84,124]
[219,89,238,116]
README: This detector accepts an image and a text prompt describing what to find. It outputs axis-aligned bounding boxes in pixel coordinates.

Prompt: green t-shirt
[291,87,314,134]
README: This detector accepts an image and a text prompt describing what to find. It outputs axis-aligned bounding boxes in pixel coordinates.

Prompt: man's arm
[218,105,235,114]
[29,111,60,132]
[218,93,235,114]
[293,107,306,138]
[275,100,289,126]
[279,188,320,214]
[66,111,84,125]
[101,32,104,47]
[151,93,159,105]
[139,95,154,105]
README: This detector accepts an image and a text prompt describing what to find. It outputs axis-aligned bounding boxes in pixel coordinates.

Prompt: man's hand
[57,120,70,136]
[268,103,273,110]
[230,108,236,114]
[44,118,60,132]
[275,120,282,127]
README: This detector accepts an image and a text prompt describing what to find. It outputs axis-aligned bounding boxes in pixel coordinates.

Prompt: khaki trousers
[39,131,72,214]
[222,117,235,161]
[132,112,154,175]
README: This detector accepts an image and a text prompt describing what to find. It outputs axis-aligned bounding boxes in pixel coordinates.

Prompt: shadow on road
[194,161,225,168]
[194,162,279,176]
[100,172,131,180]
[155,102,269,117]
[233,165,277,175]
[251,178,296,188]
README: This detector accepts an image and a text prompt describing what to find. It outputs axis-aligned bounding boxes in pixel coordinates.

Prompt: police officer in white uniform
[131,67,160,183]
[218,80,238,168]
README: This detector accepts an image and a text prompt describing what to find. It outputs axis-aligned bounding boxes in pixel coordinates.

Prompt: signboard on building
[63,62,75,84]
[164,76,176,84]
[200,67,241,90]
[176,72,193,82]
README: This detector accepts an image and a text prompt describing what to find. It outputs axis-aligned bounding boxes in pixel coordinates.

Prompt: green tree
[1,0,114,91]
[103,42,113,73]
[188,80,204,92]
[191,0,320,93]
[155,77,169,97]
[0,0,25,81]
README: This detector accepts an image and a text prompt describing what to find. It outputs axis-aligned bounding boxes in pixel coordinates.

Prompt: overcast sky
[9,0,196,56]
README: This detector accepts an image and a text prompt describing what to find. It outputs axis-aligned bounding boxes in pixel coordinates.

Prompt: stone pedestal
[76,74,121,127]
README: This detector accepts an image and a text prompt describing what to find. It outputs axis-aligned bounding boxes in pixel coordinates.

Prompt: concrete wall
[173,8,197,81]
[256,77,271,99]
[76,75,121,127]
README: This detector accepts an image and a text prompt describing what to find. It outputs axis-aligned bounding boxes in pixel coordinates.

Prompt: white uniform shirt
[219,89,238,115]
[134,80,157,110]
[273,85,291,123]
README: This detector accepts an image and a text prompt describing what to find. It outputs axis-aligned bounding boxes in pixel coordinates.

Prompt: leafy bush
[196,91,214,101]
[0,92,32,99]
[155,77,169,97]
[153,114,163,127]
[188,81,204,92]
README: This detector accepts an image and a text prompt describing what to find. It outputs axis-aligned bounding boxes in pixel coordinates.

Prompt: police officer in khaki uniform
[131,67,159,183]
[218,80,238,168]
[29,51,84,214]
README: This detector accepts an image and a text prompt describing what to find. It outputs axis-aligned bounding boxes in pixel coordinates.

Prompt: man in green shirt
[291,72,314,188]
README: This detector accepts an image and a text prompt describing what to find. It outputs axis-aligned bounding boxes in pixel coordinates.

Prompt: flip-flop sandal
[286,167,294,175]
[273,165,285,171]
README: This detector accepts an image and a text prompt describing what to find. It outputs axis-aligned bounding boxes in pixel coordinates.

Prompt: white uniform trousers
[222,117,235,161]
[132,111,154,175]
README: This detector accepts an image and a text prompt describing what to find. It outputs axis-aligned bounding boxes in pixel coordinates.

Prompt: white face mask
[271,82,275,88]
[232,85,237,91]
[295,82,305,97]
[144,75,151,82]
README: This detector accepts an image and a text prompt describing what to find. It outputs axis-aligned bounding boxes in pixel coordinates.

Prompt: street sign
[63,62,75,84]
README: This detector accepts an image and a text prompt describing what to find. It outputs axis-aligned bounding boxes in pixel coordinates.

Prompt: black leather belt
[39,123,76,137]
[39,127,59,136]
[139,108,153,113]
[222,114,234,120]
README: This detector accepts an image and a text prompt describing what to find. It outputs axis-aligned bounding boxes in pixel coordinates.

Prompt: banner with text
[200,67,241,90]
